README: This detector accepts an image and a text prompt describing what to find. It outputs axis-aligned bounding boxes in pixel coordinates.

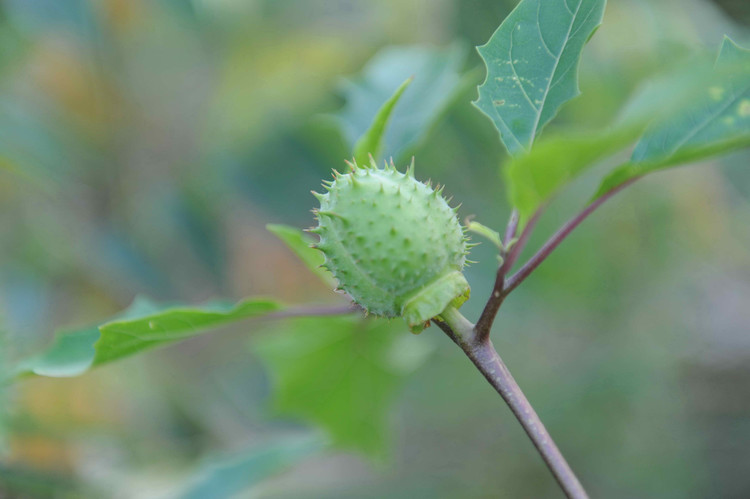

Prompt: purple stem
[475,210,541,338]
[504,179,638,294]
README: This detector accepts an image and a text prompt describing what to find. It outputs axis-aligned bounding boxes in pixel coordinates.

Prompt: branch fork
[437,182,635,498]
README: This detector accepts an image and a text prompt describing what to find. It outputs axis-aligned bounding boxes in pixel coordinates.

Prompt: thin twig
[503,208,540,273]
[504,179,638,294]
[475,210,541,338]
[439,180,640,498]
[440,306,588,499]
[467,340,589,499]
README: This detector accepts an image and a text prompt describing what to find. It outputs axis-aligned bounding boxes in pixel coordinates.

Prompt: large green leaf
[253,316,432,458]
[505,125,640,225]
[14,296,281,378]
[595,37,750,197]
[94,297,280,365]
[474,0,607,156]
[632,38,750,166]
[333,44,466,162]
[352,77,412,165]
[266,224,335,288]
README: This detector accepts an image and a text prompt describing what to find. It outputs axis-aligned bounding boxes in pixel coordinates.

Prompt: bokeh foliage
[0,0,749,498]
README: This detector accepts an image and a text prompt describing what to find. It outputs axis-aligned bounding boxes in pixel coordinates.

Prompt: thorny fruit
[310,158,472,333]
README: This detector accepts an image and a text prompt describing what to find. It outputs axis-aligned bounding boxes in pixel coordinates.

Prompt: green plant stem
[439,306,589,499]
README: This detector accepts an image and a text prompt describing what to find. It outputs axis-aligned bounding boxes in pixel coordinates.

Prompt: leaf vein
[530,0,584,142]
[548,59,577,92]
[536,1,557,58]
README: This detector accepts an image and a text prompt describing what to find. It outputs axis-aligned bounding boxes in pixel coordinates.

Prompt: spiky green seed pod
[311,158,471,333]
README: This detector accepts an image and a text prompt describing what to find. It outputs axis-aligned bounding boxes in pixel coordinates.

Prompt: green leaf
[253,316,433,458]
[266,224,335,288]
[595,37,750,198]
[632,38,750,166]
[505,125,641,225]
[14,297,282,378]
[474,0,607,156]
[178,434,325,499]
[352,77,412,165]
[333,44,466,162]
[94,297,281,366]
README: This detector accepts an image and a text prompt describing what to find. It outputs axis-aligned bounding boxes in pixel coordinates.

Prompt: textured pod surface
[311,159,470,331]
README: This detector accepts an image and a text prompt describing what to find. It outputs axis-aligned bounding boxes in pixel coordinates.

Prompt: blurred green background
[1,0,749,497]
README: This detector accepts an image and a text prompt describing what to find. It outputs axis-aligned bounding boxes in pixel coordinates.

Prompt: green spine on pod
[310,157,471,333]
